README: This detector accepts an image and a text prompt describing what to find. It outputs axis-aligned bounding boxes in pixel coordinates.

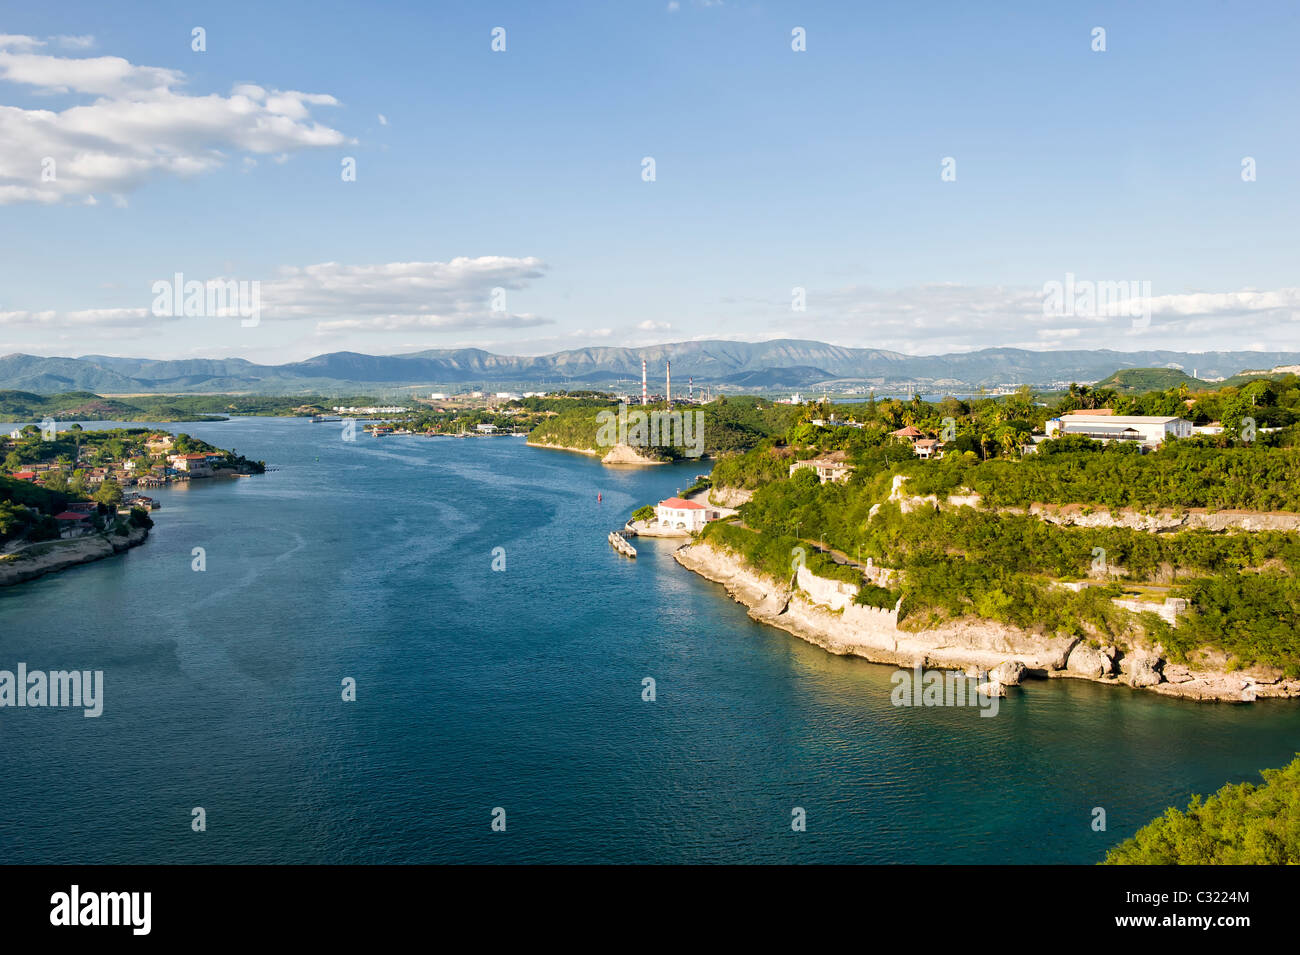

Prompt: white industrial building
[1045,412,1192,448]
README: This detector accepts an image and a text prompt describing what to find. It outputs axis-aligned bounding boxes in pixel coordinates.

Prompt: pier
[608,531,637,559]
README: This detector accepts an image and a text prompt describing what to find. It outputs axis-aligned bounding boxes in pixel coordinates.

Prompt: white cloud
[317,312,550,333]
[52,35,95,50]
[0,35,45,51]
[377,113,387,125]
[754,281,1300,354]
[637,320,672,331]
[0,256,553,336]
[0,36,349,204]
[0,306,153,327]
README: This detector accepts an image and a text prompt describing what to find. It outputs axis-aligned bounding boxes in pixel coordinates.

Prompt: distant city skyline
[2,1,1298,362]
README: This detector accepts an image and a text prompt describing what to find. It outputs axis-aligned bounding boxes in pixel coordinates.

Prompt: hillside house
[789,450,855,484]
[913,438,945,460]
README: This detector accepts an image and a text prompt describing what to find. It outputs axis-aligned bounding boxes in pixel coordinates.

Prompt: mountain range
[2,341,1297,396]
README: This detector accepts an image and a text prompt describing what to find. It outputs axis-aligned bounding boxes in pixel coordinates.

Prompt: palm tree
[999,429,1017,458]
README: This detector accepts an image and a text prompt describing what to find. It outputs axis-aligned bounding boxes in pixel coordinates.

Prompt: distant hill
[1094,368,1209,394]
[0,391,342,422]
[719,365,833,388]
[1221,370,1300,389]
[4,342,1300,395]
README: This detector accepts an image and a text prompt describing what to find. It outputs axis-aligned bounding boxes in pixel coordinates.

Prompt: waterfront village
[1,426,264,557]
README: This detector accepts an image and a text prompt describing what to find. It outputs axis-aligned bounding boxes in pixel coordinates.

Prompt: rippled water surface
[2,418,1297,863]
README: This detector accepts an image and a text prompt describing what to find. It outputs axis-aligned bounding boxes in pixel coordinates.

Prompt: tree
[998,428,1018,458]
[40,471,69,493]
[93,478,124,508]
[1105,757,1300,864]
[1222,393,1255,443]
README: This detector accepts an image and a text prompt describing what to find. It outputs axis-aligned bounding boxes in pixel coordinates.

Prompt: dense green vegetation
[399,393,617,437]
[0,474,81,544]
[680,373,1300,673]
[1104,756,1300,864]
[701,520,870,589]
[527,395,802,459]
[730,468,1300,671]
[905,444,1300,511]
[1093,367,1207,394]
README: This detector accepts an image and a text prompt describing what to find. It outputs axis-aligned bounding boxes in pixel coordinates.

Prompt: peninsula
[2,425,265,586]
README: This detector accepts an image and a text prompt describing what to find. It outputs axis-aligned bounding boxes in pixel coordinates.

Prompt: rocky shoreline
[526,438,670,465]
[673,539,1300,704]
[0,526,150,587]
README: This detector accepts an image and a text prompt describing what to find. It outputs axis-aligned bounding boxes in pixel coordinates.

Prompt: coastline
[526,438,671,466]
[0,526,150,587]
[673,538,1300,704]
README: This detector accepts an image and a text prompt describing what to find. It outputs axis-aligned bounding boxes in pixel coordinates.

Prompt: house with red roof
[11,471,37,482]
[889,425,925,443]
[654,496,721,533]
[169,452,213,475]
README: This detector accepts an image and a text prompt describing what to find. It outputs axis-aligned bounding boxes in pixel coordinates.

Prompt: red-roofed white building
[169,452,213,475]
[654,496,719,532]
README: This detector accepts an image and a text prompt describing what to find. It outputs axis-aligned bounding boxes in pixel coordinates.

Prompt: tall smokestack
[666,360,671,408]
[689,376,693,401]
[641,359,648,407]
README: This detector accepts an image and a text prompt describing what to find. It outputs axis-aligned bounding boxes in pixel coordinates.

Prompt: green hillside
[1094,367,1207,394]
[527,396,802,458]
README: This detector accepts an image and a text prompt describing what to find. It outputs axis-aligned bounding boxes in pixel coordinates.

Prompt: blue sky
[1,0,1298,363]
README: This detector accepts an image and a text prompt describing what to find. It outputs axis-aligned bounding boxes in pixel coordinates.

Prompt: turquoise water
[1,417,1297,864]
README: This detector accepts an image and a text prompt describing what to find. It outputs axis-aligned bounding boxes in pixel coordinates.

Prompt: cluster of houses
[788,425,947,485]
[5,431,227,492]
[46,491,160,539]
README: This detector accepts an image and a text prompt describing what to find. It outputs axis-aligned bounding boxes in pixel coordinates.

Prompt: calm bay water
[1,417,1297,864]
